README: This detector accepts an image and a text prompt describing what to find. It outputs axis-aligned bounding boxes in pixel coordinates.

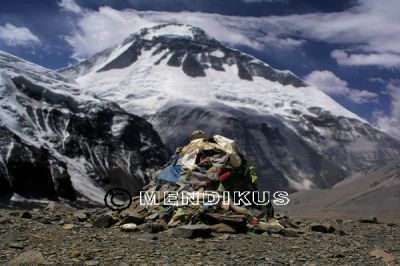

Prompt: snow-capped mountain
[0,51,169,203]
[60,24,400,193]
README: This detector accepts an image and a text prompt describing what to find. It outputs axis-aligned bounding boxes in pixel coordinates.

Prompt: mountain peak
[118,23,221,51]
[61,23,306,88]
[135,24,215,43]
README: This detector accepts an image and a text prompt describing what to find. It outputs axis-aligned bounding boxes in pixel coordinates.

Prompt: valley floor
[0,206,399,265]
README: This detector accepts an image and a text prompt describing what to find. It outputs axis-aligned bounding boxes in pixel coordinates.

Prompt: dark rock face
[97,43,139,72]
[237,62,253,81]
[147,105,400,192]
[0,52,170,202]
[166,51,182,67]
[181,52,206,77]
[2,129,73,200]
[60,24,306,87]
[0,151,12,196]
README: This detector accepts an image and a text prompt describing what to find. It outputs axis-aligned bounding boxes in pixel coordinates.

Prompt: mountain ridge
[282,160,400,215]
[0,50,170,203]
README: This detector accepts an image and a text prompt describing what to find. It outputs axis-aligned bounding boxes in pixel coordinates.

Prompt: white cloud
[348,90,379,104]
[368,77,386,84]
[58,0,82,14]
[374,80,400,139]
[305,70,378,104]
[0,23,40,46]
[304,70,349,95]
[261,0,400,68]
[331,50,400,68]
[61,0,400,69]
[142,11,305,49]
[65,7,153,60]
[61,6,305,60]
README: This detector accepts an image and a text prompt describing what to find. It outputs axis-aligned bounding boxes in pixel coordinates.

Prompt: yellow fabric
[180,149,199,170]
[179,135,242,168]
[213,135,242,167]
[180,138,205,155]
[249,166,258,183]
[257,219,284,231]
[213,135,237,154]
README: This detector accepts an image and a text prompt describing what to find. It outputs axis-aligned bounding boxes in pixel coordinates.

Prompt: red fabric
[250,219,259,225]
[198,156,211,166]
[191,180,213,187]
[218,172,232,182]
[191,171,232,186]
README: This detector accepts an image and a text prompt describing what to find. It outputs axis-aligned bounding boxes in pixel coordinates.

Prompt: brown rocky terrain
[0,203,399,265]
[282,160,400,216]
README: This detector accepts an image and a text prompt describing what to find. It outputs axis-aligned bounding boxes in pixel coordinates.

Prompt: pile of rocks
[98,132,294,238]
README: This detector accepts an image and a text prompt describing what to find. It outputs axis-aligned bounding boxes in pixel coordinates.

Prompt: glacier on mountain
[0,50,169,203]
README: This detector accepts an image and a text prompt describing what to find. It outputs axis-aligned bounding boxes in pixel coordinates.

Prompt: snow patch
[77,46,362,121]
[111,115,130,137]
[143,24,194,40]
[10,193,50,204]
[65,156,106,204]
[210,50,225,58]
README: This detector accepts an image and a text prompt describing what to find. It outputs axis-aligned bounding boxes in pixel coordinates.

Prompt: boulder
[0,217,12,224]
[8,251,47,265]
[282,228,303,237]
[120,213,145,225]
[138,220,167,233]
[62,224,75,230]
[310,223,335,233]
[359,217,378,224]
[370,249,395,263]
[168,224,212,239]
[74,212,88,222]
[211,223,237,234]
[20,211,32,219]
[120,223,138,232]
[93,215,117,228]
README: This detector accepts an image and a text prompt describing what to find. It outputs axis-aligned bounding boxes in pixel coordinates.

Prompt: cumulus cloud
[65,7,154,60]
[0,23,40,46]
[347,90,379,104]
[304,70,349,95]
[331,50,400,68]
[262,0,400,68]
[374,80,400,139]
[58,0,82,14]
[305,70,378,104]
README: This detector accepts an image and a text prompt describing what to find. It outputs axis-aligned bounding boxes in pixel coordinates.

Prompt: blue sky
[0,0,399,138]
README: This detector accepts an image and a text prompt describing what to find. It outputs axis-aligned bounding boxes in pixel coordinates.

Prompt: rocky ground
[0,203,399,265]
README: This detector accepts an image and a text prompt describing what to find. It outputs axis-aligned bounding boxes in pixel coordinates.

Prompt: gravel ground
[0,205,399,265]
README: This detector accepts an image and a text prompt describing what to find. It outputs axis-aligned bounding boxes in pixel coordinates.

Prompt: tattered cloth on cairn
[120,132,281,236]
